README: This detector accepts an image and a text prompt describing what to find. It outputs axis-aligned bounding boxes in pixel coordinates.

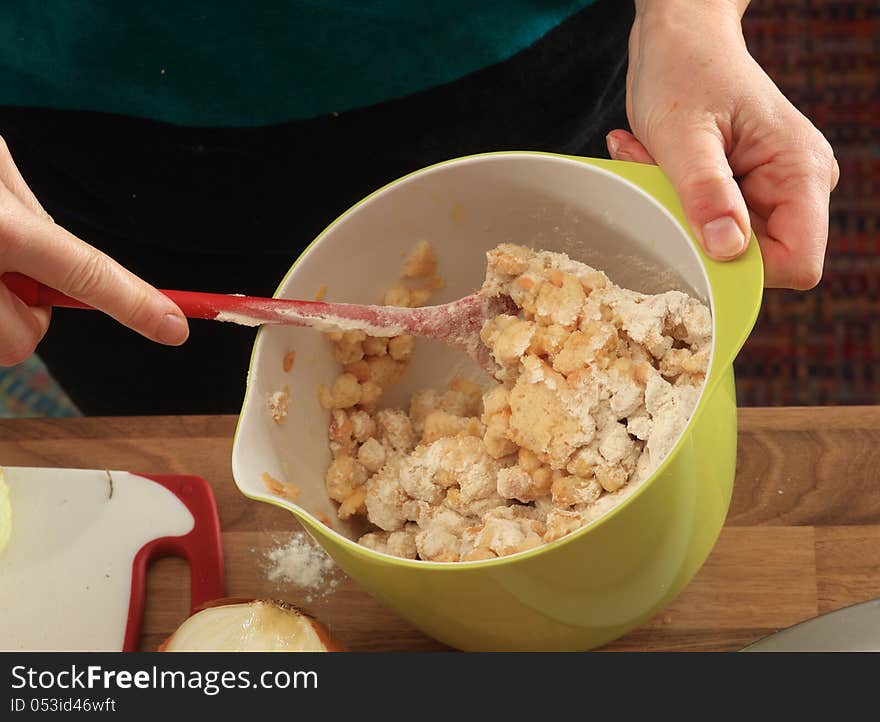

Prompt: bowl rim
[232,150,742,571]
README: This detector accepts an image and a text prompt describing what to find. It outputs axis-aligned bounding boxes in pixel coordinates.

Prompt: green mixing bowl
[232,152,763,651]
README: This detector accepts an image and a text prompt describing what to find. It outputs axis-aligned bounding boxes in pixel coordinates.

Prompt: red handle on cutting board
[123,474,226,652]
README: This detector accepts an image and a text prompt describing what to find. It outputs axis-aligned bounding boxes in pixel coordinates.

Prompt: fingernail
[157,313,189,345]
[701,217,746,258]
[606,133,620,156]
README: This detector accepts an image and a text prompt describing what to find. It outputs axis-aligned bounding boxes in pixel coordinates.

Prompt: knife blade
[741,598,880,652]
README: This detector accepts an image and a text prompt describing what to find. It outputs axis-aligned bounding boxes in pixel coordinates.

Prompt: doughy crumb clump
[262,471,301,501]
[319,242,711,562]
[268,385,290,424]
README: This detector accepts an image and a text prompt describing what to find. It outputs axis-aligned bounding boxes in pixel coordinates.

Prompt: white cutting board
[0,467,194,651]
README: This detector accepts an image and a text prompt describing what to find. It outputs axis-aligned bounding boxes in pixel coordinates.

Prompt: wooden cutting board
[0,468,225,651]
[2,410,879,651]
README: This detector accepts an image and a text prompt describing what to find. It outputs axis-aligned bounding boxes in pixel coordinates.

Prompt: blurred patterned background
[735,1,879,405]
[1,1,877,416]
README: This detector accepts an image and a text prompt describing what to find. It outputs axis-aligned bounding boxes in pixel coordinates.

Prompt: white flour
[214,311,262,327]
[214,306,405,336]
[264,533,341,603]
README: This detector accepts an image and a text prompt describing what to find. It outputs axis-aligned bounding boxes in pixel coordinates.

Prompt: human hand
[0,135,188,366]
[609,0,839,289]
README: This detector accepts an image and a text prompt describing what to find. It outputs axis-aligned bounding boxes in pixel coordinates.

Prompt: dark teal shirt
[1,0,595,126]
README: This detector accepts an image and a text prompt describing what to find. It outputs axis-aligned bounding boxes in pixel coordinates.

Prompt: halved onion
[159,599,345,652]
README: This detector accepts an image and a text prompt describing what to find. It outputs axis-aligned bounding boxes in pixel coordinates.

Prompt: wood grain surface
[2,407,879,652]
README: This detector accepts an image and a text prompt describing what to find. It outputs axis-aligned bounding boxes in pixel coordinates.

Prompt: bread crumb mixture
[318,242,712,562]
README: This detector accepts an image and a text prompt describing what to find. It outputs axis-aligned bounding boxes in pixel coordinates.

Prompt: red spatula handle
[0,272,447,334]
[1,272,264,320]
[2,271,341,324]
[3,272,92,309]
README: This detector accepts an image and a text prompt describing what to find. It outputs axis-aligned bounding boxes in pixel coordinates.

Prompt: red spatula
[3,272,512,372]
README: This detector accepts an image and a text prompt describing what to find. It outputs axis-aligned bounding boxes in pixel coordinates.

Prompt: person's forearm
[631,1,749,50]
[634,1,749,19]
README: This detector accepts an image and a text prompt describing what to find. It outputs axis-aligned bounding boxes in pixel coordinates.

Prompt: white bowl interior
[232,154,710,541]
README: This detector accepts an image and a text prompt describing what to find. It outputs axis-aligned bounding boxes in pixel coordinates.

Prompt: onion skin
[158,598,347,652]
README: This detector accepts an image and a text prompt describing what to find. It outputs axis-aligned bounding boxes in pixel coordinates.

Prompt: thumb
[606,130,656,164]
[650,123,750,260]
